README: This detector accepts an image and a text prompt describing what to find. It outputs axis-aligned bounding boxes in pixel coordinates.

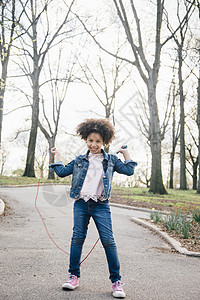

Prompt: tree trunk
[48,137,55,179]
[169,151,175,189]
[0,58,9,147]
[149,138,166,194]
[197,75,200,193]
[23,8,40,177]
[193,161,198,190]
[23,76,39,177]
[148,83,167,194]
[104,107,112,153]
[178,47,187,189]
[169,95,178,189]
[0,51,10,148]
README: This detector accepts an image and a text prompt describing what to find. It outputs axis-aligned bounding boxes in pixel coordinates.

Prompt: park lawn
[111,186,200,213]
[0,175,71,186]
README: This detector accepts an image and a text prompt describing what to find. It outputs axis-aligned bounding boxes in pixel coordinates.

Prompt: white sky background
[1,0,200,184]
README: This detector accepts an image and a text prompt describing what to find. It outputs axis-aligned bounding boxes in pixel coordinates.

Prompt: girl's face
[86,132,104,154]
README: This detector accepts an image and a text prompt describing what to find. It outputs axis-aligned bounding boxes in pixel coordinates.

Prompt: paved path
[0,185,200,300]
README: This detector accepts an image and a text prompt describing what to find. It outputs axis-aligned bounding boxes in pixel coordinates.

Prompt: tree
[169,74,180,189]
[0,145,8,175]
[39,47,76,179]
[197,61,200,192]
[79,46,132,152]
[15,0,75,177]
[185,142,198,189]
[111,0,168,193]
[137,154,151,188]
[166,1,196,189]
[196,40,200,192]
[0,0,26,146]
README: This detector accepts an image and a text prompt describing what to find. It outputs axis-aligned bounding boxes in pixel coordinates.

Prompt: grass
[0,175,71,186]
[111,186,200,213]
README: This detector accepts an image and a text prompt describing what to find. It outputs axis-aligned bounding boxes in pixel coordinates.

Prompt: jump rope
[34,145,127,265]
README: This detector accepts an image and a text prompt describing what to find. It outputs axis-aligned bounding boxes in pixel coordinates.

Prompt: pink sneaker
[112,280,126,298]
[62,274,79,290]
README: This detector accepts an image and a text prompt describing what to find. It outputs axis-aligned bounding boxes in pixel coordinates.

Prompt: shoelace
[67,275,77,282]
[113,281,124,290]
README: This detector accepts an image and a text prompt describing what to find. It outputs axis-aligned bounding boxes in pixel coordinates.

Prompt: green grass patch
[112,186,200,213]
[0,175,71,186]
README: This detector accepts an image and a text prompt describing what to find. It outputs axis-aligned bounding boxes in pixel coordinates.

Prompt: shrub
[179,214,191,239]
[192,209,200,223]
[151,210,191,239]
[163,210,180,233]
[150,211,163,223]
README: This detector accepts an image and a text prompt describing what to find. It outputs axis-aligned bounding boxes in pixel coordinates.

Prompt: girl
[49,118,137,298]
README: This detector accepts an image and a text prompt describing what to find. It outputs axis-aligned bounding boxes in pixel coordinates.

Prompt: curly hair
[76,118,115,146]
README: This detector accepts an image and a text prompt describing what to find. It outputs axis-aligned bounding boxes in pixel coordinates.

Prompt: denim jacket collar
[82,149,109,161]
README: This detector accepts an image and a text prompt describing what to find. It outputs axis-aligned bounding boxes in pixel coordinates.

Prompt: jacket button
[105,185,107,187]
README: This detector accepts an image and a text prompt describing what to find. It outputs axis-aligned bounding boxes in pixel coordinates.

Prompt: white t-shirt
[79,152,105,202]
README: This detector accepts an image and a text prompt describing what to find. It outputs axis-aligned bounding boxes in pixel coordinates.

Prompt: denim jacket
[49,149,137,200]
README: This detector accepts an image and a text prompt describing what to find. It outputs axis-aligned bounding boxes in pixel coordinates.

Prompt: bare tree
[35,139,48,179]
[14,0,75,177]
[0,0,26,146]
[166,1,196,189]
[0,146,8,175]
[169,74,180,189]
[185,2,200,193]
[182,102,198,189]
[79,47,132,152]
[197,62,200,192]
[195,39,200,192]
[133,76,175,190]
[185,143,198,189]
[38,47,76,179]
[137,154,151,188]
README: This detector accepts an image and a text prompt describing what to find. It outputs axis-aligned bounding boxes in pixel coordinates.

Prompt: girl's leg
[69,199,90,277]
[91,200,121,283]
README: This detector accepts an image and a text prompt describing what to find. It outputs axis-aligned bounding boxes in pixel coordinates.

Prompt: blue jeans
[68,199,121,283]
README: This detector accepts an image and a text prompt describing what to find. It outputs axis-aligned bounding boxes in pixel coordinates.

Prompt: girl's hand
[51,147,59,155]
[117,145,127,154]
[51,147,61,161]
[117,145,131,160]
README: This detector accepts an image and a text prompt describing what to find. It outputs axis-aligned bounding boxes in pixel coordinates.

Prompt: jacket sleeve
[113,156,137,176]
[49,160,75,178]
